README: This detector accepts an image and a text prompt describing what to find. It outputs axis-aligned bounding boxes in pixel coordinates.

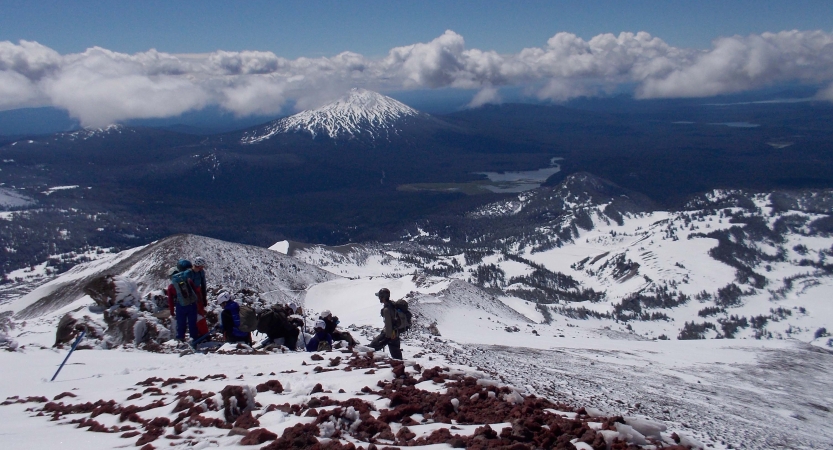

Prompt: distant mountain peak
[241,88,425,143]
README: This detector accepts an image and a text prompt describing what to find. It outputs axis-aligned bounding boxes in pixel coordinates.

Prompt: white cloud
[467,85,502,108]
[1,29,833,126]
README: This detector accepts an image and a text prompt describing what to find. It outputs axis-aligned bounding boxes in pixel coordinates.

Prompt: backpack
[392,299,412,332]
[257,306,292,338]
[171,270,198,306]
[238,305,257,333]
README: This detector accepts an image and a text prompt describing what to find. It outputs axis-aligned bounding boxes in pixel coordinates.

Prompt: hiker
[306,319,333,352]
[319,310,358,347]
[177,258,209,336]
[191,256,208,305]
[218,291,252,345]
[256,304,300,350]
[369,288,403,360]
[167,267,200,343]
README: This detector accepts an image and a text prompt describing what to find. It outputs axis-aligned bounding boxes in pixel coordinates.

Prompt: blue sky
[2,0,833,126]
[3,0,831,57]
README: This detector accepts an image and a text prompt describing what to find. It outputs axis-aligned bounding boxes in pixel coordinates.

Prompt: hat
[176,259,192,271]
[314,319,326,330]
[320,310,332,318]
[288,302,298,311]
[193,256,207,267]
[216,291,231,304]
[375,288,390,300]
[168,266,179,276]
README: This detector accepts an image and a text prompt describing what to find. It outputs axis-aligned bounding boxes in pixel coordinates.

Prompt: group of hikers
[165,258,410,359]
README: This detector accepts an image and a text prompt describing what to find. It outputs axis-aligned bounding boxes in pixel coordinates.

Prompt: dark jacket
[381,301,397,339]
[322,316,340,334]
[221,300,249,338]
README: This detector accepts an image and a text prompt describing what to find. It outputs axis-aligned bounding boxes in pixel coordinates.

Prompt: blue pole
[51,330,86,382]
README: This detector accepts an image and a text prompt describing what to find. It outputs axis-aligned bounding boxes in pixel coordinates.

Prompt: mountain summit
[241,88,427,143]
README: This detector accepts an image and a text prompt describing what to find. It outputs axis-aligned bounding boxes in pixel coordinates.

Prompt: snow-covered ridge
[242,88,423,143]
[8,124,131,146]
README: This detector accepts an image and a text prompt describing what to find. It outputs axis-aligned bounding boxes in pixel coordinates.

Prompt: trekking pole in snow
[51,329,86,381]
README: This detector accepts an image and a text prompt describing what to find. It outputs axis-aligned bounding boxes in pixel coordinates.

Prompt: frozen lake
[475,157,562,193]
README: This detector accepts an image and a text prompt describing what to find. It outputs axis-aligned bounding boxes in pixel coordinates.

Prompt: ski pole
[51,330,86,382]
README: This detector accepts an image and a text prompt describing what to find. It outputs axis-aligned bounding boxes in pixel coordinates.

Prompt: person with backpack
[305,320,333,352]
[369,288,403,360]
[217,291,252,345]
[319,310,358,348]
[166,267,201,344]
[176,258,210,337]
[256,304,300,350]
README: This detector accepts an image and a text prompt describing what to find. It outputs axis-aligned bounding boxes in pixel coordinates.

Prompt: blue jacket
[306,330,333,352]
[221,300,249,338]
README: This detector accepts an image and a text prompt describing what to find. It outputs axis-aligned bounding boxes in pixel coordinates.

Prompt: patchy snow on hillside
[0,187,36,209]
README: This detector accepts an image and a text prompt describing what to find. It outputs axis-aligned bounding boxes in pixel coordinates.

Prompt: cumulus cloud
[1,28,833,126]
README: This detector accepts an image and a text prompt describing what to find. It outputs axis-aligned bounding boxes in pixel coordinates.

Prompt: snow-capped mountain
[241,88,431,143]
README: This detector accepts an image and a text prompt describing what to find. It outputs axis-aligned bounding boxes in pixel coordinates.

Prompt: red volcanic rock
[310,354,324,361]
[256,380,284,394]
[121,431,141,438]
[126,393,142,401]
[220,385,254,423]
[53,392,77,401]
[200,374,227,381]
[239,427,277,445]
[135,426,163,446]
[149,417,170,428]
[233,411,260,429]
[161,377,185,387]
[136,377,164,386]
[261,423,319,449]
[396,426,416,442]
[310,383,324,394]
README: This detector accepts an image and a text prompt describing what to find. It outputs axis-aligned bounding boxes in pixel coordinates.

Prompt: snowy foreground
[1,284,831,450]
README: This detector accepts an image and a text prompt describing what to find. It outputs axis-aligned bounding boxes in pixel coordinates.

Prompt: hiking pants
[370,332,402,360]
[175,303,199,341]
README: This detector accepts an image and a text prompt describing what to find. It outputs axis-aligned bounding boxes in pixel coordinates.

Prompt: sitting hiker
[256,304,300,350]
[319,310,358,347]
[218,291,252,345]
[166,267,200,343]
[306,320,333,352]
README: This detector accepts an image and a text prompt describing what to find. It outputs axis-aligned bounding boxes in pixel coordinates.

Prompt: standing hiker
[369,288,403,360]
[190,256,210,337]
[306,320,333,352]
[167,267,200,344]
[319,310,358,347]
[218,291,252,345]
